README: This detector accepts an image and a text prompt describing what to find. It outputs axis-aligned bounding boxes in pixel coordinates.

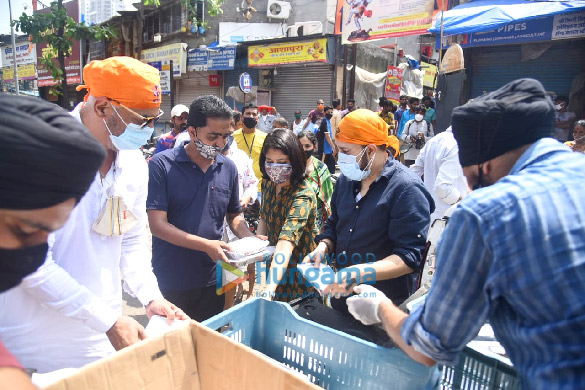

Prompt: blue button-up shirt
[402,138,585,389]
[147,146,241,290]
[317,159,434,309]
[398,109,416,137]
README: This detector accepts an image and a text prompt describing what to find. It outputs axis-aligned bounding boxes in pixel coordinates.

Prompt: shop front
[226,36,337,124]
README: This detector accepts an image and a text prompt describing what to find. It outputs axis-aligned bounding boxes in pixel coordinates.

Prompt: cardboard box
[45,321,320,390]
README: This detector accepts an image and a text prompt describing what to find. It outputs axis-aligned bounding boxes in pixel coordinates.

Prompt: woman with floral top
[298,130,333,232]
[257,129,319,302]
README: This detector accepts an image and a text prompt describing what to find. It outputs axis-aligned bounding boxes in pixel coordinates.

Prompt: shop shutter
[469,41,585,99]
[177,71,221,110]
[271,65,334,125]
[159,93,173,123]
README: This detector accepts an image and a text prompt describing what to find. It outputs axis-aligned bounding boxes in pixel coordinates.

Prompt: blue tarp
[429,0,585,35]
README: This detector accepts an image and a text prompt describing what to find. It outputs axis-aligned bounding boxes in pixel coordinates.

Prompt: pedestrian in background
[155,104,189,153]
[298,130,334,232]
[565,120,585,153]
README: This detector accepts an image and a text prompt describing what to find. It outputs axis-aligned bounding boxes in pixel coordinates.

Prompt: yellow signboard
[3,64,36,81]
[248,39,327,67]
[421,62,437,88]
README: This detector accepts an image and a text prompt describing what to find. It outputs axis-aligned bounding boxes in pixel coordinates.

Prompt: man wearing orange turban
[304,109,434,318]
[0,57,187,373]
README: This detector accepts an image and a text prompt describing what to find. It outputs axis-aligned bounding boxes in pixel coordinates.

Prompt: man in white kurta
[410,127,468,222]
[0,57,185,373]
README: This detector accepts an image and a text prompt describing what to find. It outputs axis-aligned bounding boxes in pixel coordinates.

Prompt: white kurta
[0,108,163,373]
[410,127,468,222]
[401,119,434,161]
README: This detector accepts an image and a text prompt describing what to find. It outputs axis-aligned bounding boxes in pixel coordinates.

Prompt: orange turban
[338,109,400,158]
[76,57,161,109]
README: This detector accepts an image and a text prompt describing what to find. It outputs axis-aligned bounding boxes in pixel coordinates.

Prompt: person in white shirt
[401,106,434,165]
[410,127,468,222]
[0,57,187,374]
[257,105,279,133]
[291,109,306,135]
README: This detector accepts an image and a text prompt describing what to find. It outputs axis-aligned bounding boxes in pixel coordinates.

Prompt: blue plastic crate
[440,347,519,390]
[203,298,435,389]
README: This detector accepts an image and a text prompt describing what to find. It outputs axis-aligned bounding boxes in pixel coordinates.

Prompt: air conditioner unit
[287,21,323,37]
[267,0,291,20]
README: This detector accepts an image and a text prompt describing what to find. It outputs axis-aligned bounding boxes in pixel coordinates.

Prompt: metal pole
[8,0,20,95]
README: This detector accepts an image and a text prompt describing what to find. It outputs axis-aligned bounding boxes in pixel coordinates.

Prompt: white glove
[346,284,389,325]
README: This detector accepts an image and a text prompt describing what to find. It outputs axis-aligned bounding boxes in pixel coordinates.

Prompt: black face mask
[325,113,333,120]
[472,164,484,191]
[0,243,48,293]
[305,149,315,160]
[243,117,258,129]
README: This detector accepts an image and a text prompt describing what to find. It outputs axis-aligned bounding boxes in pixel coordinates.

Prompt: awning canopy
[429,0,585,36]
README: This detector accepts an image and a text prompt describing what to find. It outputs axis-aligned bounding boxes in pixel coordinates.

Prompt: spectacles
[109,99,164,128]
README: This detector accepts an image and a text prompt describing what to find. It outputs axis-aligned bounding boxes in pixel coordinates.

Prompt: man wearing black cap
[0,95,105,389]
[344,79,585,389]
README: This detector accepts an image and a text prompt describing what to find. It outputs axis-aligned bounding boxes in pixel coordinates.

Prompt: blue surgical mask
[104,104,154,151]
[338,147,375,181]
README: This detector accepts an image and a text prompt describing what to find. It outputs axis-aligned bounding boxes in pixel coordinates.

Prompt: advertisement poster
[421,61,437,88]
[437,10,585,49]
[2,64,36,82]
[187,46,236,71]
[248,39,327,67]
[36,0,81,87]
[384,66,404,104]
[342,0,434,44]
[2,43,37,67]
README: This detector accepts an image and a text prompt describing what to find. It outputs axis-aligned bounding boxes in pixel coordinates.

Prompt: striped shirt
[402,138,585,389]
[154,130,179,154]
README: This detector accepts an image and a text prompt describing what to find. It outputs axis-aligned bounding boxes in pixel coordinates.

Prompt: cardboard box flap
[193,324,318,390]
[45,324,199,390]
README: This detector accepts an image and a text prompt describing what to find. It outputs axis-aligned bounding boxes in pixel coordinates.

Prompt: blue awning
[429,0,585,36]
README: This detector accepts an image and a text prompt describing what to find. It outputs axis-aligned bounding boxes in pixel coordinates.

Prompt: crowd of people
[0,55,584,390]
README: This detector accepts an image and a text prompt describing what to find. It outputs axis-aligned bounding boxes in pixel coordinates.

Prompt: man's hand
[146,299,189,324]
[106,316,147,351]
[302,241,329,268]
[346,284,390,325]
[323,281,354,299]
[204,239,231,263]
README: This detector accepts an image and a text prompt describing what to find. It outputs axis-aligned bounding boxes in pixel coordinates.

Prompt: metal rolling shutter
[177,71,221,109]
[469,41,585,99]
[271,65,334,125]
[159,94,173,123]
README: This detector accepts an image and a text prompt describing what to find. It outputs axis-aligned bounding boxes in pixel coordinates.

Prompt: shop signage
[2,64,36,82]
[384,66,404,104]
[248,39,327,67]
[2,43,37,67]
[187,46,236,71]
[141,43,187,77]
[341,0,435,44]
[209,74,221,87]
[148,61,171,95]
[239,72,252,93]
[437,10,585,49]
[36,0,81,87]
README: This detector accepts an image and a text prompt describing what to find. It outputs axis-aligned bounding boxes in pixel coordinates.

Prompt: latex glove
[346,284,389,325]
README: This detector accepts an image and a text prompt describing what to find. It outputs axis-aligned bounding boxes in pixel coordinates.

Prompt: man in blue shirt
[346,79,585,389]
[147,95,254,321]
[397,97,419,137]
[304,109,433,311]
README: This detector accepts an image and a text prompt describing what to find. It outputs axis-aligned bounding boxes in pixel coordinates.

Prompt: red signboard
[36,0,82,87]
[384,66,404,105]
[209,74,221,87]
